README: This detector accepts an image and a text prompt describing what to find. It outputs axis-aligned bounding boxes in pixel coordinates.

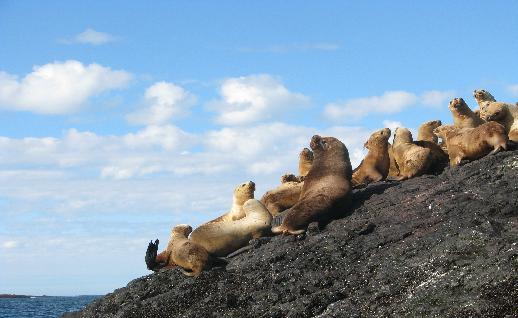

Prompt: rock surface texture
[65,150,518,318]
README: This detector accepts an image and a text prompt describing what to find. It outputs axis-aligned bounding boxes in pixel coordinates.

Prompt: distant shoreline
[0,294,32,298]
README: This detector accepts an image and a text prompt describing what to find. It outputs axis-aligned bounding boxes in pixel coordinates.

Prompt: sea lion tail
[145,239,164,271]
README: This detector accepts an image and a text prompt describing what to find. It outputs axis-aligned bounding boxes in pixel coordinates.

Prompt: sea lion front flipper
[271,209,290,228]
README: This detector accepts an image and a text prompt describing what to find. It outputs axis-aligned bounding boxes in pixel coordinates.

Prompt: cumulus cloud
[126,82,196,125]
[324,91,418,121]
[420,90,456,107]
[382,120,404,132]
[324,89,456,121]
[0,60,132,114]
[62,28,117,45]
[208,74,309,125]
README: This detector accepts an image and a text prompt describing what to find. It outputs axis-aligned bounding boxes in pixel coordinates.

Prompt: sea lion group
[146,88,515,276]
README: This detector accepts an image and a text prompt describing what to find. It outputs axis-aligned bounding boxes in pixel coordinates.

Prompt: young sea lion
[207,181,255,223]
[473,89,496,111]
[417,120,442,143]
[352,128,391,186]
[448,98,484,129]
[391,128,433,181]
[190,199,272,256]
[271,135,352,235]
[261,148,314,216]
[433,122,508,166]
[480,101,518,142]
[448,98,484,128]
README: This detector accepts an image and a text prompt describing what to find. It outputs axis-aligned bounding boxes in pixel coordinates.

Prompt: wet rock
[64,150,518,318]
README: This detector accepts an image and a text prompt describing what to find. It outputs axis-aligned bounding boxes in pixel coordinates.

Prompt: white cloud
[63,28,117,45]
[420,90,456,107]
[1,240,18,249]
[0,60,132,114]
[324,91,418,121]
[208,74,309,125]
[126,82,196,125]
[507,84,518,97]
[382,120,403,132]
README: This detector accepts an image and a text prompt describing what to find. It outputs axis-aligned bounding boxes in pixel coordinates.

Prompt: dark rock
[64,150,518,318]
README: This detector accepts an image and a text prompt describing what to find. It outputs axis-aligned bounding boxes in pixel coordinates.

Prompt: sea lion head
[483,102,507,122]
[172,224,193,239]
[393,127,413,144]
[234,181,256,204]
[299,147,314,162]
[473,89,495,103]
[448,98,470,115]
[422,120,442,129]
[366,128,391,148]
[433,125,456,140]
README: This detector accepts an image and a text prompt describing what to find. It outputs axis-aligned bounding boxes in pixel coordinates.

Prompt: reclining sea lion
[189,199,272,256]
[207,181,255,223]
[480,101,518,142]
[391,128,433,181]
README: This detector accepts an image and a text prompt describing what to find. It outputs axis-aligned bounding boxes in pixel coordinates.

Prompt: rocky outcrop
[65,150,518,318]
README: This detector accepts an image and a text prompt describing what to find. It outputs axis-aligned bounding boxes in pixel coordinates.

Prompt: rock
[64,150,518,318]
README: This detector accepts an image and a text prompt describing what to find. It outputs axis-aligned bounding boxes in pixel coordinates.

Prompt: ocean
[0,295,100,318]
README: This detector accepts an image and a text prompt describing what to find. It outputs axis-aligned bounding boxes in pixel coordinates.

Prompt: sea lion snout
[310,135,324,151]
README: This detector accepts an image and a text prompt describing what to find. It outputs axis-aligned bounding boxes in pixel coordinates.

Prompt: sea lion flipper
[145,239,162,271]
[271,209,290,228]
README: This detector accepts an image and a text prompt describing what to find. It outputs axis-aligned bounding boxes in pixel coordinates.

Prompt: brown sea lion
[433,122,508,166]
[448,98,484,128]
[207,181,255,223]
[391,128,433,181]
[417,120,442,143]
[387,143,400,177]
[271,135,352,235]
[480,101,518,142]
[352,128,391,186]
[261,148,314,216]
[189,199,272,256]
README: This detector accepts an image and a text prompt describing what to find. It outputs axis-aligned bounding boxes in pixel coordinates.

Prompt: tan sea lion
[163,224,211,277]
[189,199,272,256]
[271,135,352,235]
[433,122,508,166]
[391,127,433,181]
[352,128,391,186]
[387,143,400,177]
[480,101,518,142]
[473,89,496,110]
[417,120,442,143]
[207,181,255,223]
[448,98,484,128]
[261,148,314,216]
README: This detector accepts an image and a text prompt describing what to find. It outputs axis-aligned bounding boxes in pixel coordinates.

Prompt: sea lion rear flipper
[271,209,290,228]
[145,239,166,271]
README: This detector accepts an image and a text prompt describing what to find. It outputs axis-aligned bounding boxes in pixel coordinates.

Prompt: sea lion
[271,135,352,235]
[387,143,400,177]
[473,89,496,110]
[352,128,391,186]
[480,101,518,142]
[391,128,433,181]
[189,199,272,256]
[417,120,442,143]
[261,148,314,216]
[448,98,484,128]
[433,122,508,166]
[207,181,255,223]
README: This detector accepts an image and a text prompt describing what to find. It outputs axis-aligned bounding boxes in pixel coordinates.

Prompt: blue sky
[1,1,517,296]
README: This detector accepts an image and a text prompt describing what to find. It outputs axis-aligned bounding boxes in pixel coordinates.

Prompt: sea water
[0,295,100,318]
